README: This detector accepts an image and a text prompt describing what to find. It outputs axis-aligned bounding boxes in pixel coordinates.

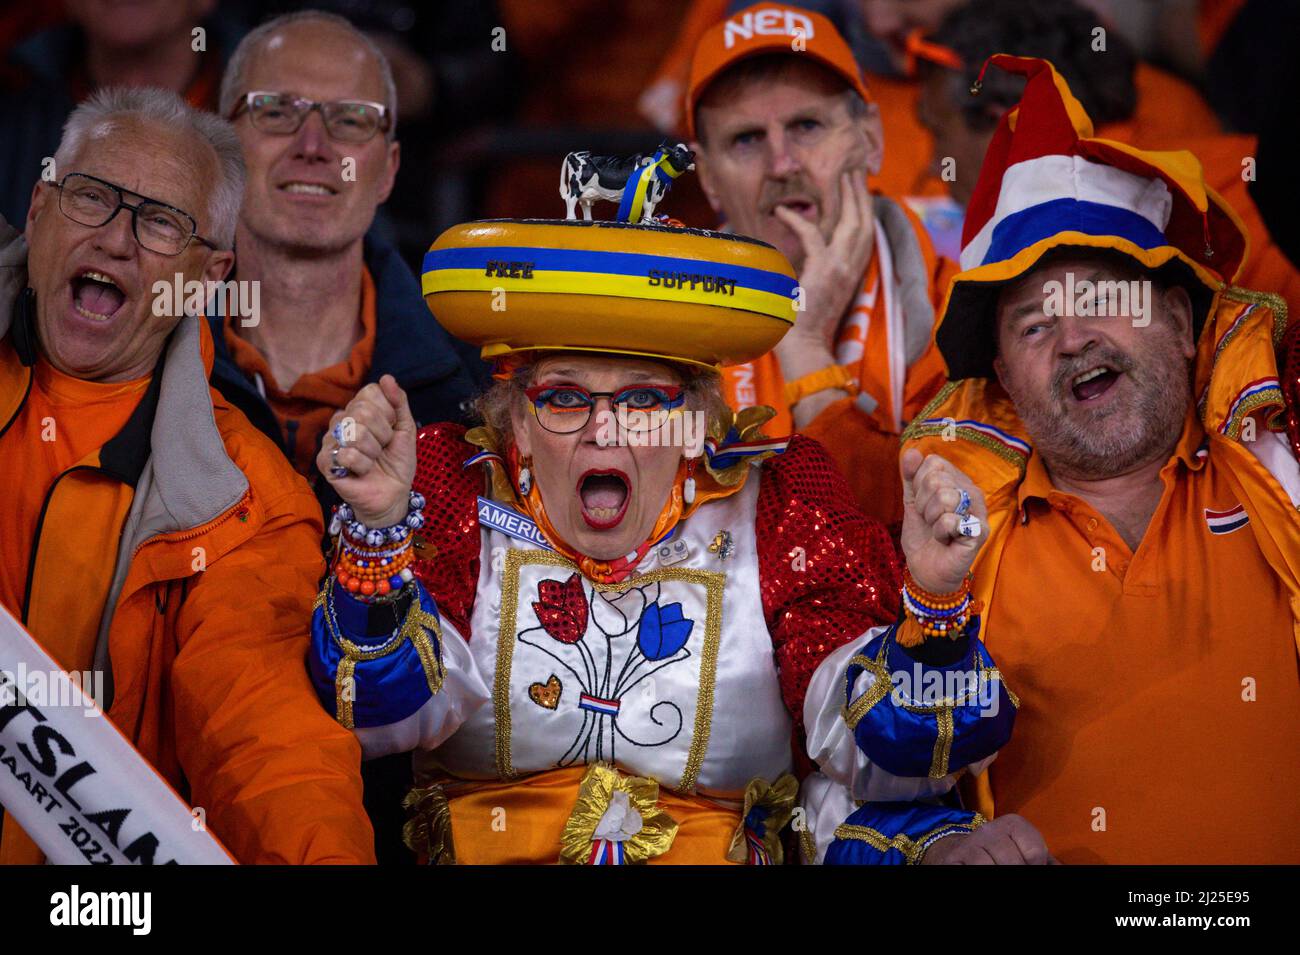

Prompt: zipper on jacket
[0,363,82,848]
[128,488,254,562]
[20,465,106,625]
[0,365,33,442]
[1,441,80,852]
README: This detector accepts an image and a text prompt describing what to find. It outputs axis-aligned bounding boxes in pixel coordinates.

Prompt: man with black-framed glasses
[0,86,376,865]
[53,172,221,257]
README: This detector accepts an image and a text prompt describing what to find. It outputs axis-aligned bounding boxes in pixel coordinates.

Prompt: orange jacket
[0,230,375,864]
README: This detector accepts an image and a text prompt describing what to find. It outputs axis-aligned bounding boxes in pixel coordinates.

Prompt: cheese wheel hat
[421,218,798,370]
[937,54,1249,381]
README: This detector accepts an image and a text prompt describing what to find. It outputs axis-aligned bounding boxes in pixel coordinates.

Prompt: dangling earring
[518,462,533,496]
[683,457,697,505]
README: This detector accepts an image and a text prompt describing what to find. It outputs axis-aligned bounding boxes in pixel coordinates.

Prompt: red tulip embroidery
[532,573,588,644]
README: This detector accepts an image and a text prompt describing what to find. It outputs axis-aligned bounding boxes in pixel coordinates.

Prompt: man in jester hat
[302,215,1031,864]
[900,55,1300,863]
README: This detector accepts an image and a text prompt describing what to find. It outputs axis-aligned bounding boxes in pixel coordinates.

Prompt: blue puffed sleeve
[310,579,445,730]
[309,577,491,759]
[824,802,985,865]
[800,619,1018,863]
[844,620,1017,780]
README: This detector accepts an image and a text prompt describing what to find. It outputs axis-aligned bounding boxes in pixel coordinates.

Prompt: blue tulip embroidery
[637,602,694,661]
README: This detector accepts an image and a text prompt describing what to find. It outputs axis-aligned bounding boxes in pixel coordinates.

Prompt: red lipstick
[577,468,631,530]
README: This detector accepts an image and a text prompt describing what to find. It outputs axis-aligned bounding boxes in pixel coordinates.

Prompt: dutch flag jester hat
[936,54,1250,381]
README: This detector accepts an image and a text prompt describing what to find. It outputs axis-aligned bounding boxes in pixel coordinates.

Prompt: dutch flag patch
[1204,504,1249,535]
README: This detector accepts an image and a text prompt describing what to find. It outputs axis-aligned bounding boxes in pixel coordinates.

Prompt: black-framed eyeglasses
[229,91,391,143]
[54,173,217,256]
[524,384,686,435]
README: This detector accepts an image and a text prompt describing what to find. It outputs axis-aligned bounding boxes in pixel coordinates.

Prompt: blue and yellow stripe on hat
[422,245,797,322]
[616,148,688,223]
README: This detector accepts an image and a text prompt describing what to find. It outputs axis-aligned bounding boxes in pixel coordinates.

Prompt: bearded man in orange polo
[902,56,1300,863]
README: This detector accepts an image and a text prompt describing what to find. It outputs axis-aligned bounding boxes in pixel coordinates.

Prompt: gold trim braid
[832,813,986,864]
[905,422,1029,471]
[336,657,357,730]
[319,583,446,731]
[403,783,456,864]
[1221,285,1288,345]
[901,381,961,442]
[931,707,954,779]
[841,651,893,730]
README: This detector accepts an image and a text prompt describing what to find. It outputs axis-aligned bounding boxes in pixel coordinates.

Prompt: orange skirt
[435,766,743,865]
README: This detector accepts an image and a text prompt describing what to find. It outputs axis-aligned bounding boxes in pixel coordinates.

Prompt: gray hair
[219,10,399,140]
[53,86,245,249]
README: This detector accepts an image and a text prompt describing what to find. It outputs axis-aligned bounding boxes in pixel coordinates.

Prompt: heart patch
[529,674,563,710]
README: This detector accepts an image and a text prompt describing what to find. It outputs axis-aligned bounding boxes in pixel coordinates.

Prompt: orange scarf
[723,221,905,435]
[513,446,689,583]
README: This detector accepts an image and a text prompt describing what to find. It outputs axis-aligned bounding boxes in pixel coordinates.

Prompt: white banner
[0,603,232,864]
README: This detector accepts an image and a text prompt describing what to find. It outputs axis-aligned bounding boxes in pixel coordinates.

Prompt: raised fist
[317,374,417,528]
[899,447,988,595]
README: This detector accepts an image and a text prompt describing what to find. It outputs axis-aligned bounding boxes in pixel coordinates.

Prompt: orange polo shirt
[987,413,1300,863]
[0,357,149,639]
[224,267,376,481]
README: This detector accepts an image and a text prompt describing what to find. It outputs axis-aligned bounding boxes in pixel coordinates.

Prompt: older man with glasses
[53,173,224,256]
[0,86,375,864]
[208,10,485,516]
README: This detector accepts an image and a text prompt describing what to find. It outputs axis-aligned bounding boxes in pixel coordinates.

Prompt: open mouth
[278,180,338,197]
[71,270,126,322]
[771,198,817,221]
[577,469,630,530]
[1069,365,1121,402]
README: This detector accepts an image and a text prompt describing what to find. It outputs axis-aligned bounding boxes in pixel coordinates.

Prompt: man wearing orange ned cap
[901,55,1300,863]
[687,2,956,532]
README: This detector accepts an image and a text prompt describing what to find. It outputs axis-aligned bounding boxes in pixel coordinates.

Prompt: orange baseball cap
[686,2,872,140]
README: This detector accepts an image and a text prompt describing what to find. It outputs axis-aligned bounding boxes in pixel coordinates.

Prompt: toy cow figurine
[560,142,696,223]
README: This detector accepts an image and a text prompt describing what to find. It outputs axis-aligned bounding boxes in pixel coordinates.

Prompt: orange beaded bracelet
[900,569,981,642]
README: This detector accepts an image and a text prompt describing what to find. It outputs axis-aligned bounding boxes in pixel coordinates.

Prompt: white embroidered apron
[427,475,792,797]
